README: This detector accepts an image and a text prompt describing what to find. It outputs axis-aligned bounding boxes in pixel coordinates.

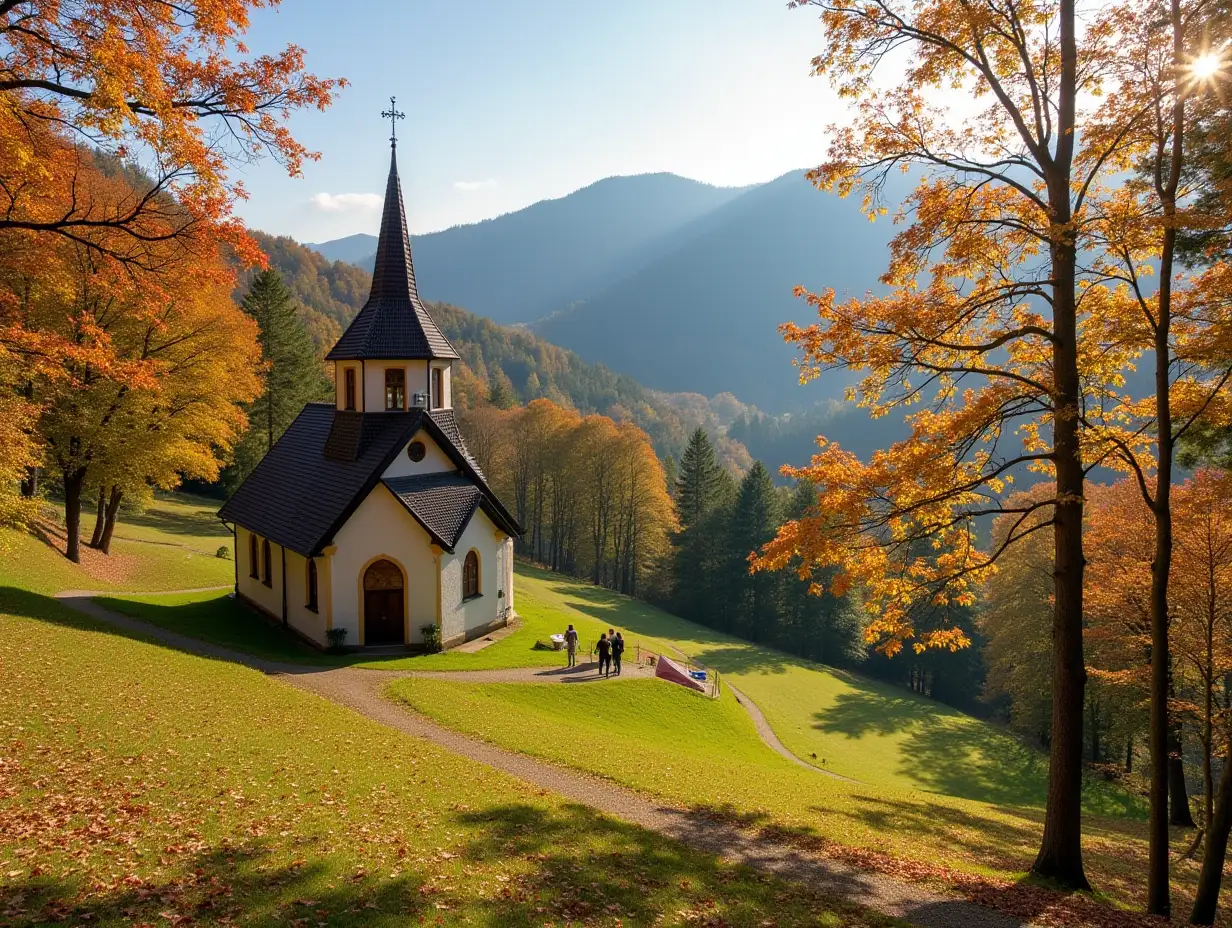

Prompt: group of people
[562,624,625,677]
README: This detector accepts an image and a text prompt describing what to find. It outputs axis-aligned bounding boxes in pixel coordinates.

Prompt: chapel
[219,135,521,651]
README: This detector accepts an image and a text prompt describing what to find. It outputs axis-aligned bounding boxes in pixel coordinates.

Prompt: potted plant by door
[421,624,441,654]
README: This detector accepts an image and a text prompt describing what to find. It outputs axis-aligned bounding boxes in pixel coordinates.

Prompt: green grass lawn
[93,563,1134,810]
[0,492,234,596]
[0,586,902,927]
[5,494,1217,920]
[93,566,691,672]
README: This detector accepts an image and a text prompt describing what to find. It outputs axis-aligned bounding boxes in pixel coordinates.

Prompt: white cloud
[454,178,497,192]
[309,192,382,213]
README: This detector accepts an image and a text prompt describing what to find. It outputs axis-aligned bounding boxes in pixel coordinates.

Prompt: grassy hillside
[0,494,233,596]
[98,561,1129,810]
[0,591,892,927]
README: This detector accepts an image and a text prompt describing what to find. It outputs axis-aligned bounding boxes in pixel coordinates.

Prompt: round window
[408,441,426,462]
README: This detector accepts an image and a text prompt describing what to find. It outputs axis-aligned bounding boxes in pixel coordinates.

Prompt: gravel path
[54,592,1030,928]
[727,682,856,782]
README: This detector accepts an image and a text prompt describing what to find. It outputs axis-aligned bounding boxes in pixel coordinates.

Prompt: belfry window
[307,559,319,612]
[344,368,356,411]
[432,367,444,409]
[385,368,405,410]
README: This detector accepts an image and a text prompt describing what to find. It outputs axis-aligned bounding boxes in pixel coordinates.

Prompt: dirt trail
[51,591,1035,928]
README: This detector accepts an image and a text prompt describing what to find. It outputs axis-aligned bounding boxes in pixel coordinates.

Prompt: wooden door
[363,559,405,645]
[364,589,404,644]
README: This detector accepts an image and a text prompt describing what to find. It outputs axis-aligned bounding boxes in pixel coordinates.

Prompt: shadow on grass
[118,503,230,541]
[814,690,1145,817]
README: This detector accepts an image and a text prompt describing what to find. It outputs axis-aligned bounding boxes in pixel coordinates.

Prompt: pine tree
[675,428,723,529]
[487,371,516,410]
[780,481,866,665]
[672,428,726,621]
[225,270,328,492]
[728,462,782,643]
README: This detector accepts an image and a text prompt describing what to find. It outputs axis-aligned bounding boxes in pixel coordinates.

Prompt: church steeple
[325,128,458,364]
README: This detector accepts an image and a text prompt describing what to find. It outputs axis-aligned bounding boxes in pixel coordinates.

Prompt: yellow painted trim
[322,546,336,631]
[355,553,409,647]
[464,547,481,598]
[434,548,443,636]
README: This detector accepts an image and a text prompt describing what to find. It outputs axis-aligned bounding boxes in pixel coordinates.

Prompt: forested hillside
[240,231,754,466]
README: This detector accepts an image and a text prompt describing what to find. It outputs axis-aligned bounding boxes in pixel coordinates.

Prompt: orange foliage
[0,0,343,264]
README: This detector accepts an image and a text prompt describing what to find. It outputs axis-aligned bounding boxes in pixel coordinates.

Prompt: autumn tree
[1071,1,1232,907]
[15,159,261,562]
[756,0,1178,886]
[0,0,341,267]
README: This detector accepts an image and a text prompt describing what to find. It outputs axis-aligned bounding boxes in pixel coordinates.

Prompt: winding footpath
[55,590,1032,928]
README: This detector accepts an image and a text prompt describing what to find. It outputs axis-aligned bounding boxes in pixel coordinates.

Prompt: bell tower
[326,97,458,414]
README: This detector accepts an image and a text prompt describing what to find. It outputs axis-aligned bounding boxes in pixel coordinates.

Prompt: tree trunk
[62,468,86,564]
[1127,734,1134,774]
[1148,2,1186,914]
[89,485,106,548]
[1172,718,1197,828]
[1190,744,1232,924]
[99,486,123,555]
[19,467,39,498]
[1030,234,1090,887]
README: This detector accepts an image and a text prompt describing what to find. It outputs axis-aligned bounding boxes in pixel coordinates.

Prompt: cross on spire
[381,96,405,147]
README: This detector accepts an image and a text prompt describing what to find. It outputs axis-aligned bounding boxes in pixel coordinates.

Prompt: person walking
[611,632,625,676]
[597,633,612,678]
[564,624,578,668]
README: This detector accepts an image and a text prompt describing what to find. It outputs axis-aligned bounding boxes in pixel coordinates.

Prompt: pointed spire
[325,143,458,363]
[368,148,421,304]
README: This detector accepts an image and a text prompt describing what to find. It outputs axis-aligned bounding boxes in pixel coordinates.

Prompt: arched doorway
[363,558,405,645]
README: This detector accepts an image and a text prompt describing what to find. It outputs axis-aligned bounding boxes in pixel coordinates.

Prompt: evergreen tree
[225,270,328,493]
[728,462,782,642]
[487,370,516,410]
[662,454,678,499]
[672,428,726,621]
[780,481,866,665]
[675,428,723,528]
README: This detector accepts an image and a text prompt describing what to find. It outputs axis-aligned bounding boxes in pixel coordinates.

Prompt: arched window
[261,538,272,587]
[463,550,480,600]
[248,534,259,579]
[306,558,319,612]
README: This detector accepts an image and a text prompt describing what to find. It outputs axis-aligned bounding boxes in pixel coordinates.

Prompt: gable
[219,405,522,557]
[381,429,455,480]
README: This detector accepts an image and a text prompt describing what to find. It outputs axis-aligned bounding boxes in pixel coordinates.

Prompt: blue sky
[233,0,841,242]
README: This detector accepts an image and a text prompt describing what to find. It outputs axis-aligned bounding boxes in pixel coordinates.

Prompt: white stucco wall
[363,360,429,412]
[284,549,328,645]
[439,507,508,646]
[381,430,455,479]
[236,525,284,619]
[329,484,437,645]
[429,362,452,409]
[334,361,364,411]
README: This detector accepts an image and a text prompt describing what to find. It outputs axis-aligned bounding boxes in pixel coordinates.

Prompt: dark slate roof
[382,473,482,551]
[219,403,521,557]
[325,149,458,362]
[428,408,485,480]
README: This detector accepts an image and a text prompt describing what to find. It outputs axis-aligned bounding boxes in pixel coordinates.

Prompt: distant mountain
[306,170,902,411]
[304,232,378,265]
[305,173,750,325]
[242,230,756,466]
[536,171,903,411]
